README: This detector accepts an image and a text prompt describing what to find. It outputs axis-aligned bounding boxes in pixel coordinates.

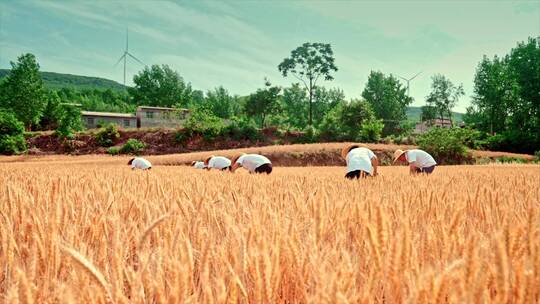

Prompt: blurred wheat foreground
[1,156,539,303]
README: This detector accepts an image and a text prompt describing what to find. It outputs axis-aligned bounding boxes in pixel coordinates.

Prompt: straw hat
[231,153,246,164]
[341,144,366,160]
[204,155,215,165]
[393,149,407,163]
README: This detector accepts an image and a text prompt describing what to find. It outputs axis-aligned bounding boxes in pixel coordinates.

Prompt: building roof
[81,111,136,118]
[137,106,189,111]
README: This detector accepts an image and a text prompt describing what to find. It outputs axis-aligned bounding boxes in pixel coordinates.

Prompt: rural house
[413,118,459,134]
[81,111,137,129]
[80,106,190,129]
[136,106,190,128]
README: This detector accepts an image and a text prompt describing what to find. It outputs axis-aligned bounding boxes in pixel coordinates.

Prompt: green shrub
[318,108,342,141]
[380,136,394,145]
[291,126,318,144]
[95,124,120,147]
[0,109,25,136]
[417,127,471,164]
[318,100,378,142]
[456,128,486,150]
[119,139,146,155]
[222,117,262,141]
[54,105,82,140]
[535,151,540,162]
[107,146,120,155]
[174,129,191,144]
[496,156,527,164]
[0,110,27,155]
[183,108,224,142]
[484,134,508,151]
[0,135,26,155]
[359,119,384,143]
[393,134,417,145]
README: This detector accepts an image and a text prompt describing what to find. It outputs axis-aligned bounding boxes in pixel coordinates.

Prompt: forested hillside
[0,69,126,92]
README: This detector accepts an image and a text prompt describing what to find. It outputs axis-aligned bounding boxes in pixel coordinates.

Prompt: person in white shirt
[204,155,232,171]
[230,153,272,174]
[341,144,379,179]
[128,157,152,170]
[393,149,437,174]
[191,161,206,169]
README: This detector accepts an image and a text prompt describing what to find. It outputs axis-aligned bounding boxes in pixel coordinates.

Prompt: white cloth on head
[406,149,437,168]
[208,156,231,169]
[346,147,376,175]
[236,154,271,173]
[131,157,152,170]
[192,161,206,169]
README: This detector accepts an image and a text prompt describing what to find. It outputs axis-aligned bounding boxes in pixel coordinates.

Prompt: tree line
[0,37,538,155]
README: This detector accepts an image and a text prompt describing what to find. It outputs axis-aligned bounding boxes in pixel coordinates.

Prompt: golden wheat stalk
[60,244,114,304]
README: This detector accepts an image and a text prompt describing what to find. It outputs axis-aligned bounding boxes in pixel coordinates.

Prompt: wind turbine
[398,71,422,96]
[114,29,145,87]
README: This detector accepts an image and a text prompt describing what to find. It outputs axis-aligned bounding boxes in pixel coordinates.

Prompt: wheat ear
[60,244,114,304]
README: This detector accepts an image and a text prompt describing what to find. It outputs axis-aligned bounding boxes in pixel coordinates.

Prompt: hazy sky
[1,1,538,111]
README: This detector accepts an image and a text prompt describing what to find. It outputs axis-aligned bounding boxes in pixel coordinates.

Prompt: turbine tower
[398,71,422,96]
[114,29,144,87]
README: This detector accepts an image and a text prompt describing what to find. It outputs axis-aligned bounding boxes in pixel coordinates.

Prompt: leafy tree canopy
[0,53,45,130]
[278,42,338,126]
[129,64,193,108]
[244,79,282,128]
[361,71,413,135]
[426,74,464,126]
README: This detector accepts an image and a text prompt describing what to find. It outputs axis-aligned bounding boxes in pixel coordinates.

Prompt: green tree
[278,42,338,126]
[0,53,45,130]
[361,71,413,135]
[312,87,345,127]
[244,80,282,128]
[55,104,83,139]
[280,83,308,129]
[420,105,437,123]
[465,37,539,153]
[0,109,27,155]
[505,37,540,149]
[426,74,464,126]
[129,64,193,108]
[187,90,205,108]
[467,56,516,134]
[319,99,379,141]
[203,86,240,119]
[39,91,64,130]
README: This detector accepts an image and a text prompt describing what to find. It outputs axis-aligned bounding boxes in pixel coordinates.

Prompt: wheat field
[0,157,539,303]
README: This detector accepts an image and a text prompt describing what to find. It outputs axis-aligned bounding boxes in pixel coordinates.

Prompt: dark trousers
[254,163,272,174]
[345,170,370,179]
[414,165,436,174]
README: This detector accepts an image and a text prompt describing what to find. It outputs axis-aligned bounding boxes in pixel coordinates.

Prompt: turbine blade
[398,76,408,81]
[410,71,423,81]
[127,52,145,65]
[114,53,126,67]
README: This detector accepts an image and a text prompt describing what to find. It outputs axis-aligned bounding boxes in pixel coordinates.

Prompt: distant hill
[406,106,463,122]
[0,69,126,92]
